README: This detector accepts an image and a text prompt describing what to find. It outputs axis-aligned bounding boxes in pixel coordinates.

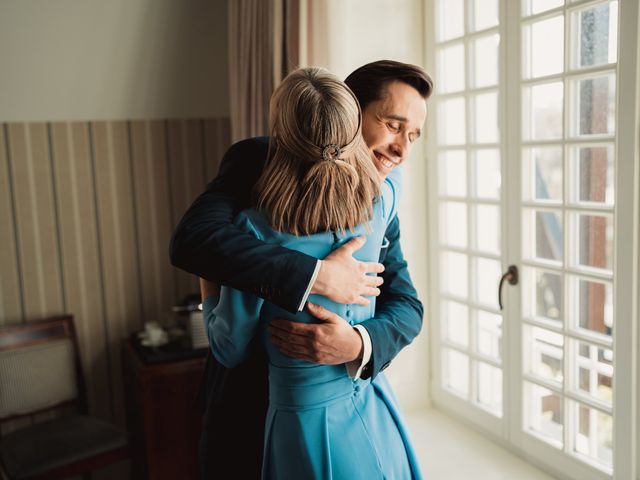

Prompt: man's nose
[390,136,410,160]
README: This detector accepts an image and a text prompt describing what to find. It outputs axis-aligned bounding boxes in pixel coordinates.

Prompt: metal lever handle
[498,265,518,310]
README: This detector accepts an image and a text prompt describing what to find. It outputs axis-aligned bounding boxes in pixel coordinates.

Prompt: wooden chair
[0,315,129,479]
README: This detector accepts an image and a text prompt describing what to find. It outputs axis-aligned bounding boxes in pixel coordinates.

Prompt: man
[170,60,432,478]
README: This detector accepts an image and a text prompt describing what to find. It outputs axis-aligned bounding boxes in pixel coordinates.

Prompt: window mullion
[503,0,523,448]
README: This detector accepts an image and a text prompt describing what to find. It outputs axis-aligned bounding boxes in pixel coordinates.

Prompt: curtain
[227,0,345,143]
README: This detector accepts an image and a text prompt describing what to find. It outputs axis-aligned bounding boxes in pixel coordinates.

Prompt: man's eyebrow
[384,114,407,123]
[385,114,422,137]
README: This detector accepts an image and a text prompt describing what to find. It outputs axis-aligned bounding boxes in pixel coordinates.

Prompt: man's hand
[199,278,221,301]
[311,237,384,306]
[268,302,363,364]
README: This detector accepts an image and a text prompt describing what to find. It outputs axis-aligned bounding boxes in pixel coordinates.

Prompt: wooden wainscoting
[0,118,230,474]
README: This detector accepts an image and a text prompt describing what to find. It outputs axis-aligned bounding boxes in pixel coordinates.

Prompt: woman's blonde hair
[254,67,380,236]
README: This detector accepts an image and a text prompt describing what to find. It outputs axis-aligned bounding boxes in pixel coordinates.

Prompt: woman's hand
[199,278,221,301]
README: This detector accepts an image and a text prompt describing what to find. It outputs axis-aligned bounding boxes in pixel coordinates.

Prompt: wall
[0,0,229,121]
[0,2,230,478]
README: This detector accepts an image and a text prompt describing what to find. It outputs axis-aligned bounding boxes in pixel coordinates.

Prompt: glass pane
[439,97,466,145]
[438,0,464,41]
[526,325,564,383]
[443,300,469,347]
[573,341,613,406]
[477,309,502,360]
[576,214,613,270]
[538,211,563,261]
[572,2,618,69]
[573,401,613,467]
[441,202,468,248]
[473,0,498,31]
[476,362,503,415]
[524,16,564,78]
[475,257,501,307]
[523,209,563,262]
[524,0,564,16]
[443,348,469,396]
[574,277,613,337]
[439,150,467,197]
[573,145,614,204]
[439,43,465,93]
[473,34,499,87]
[524,381,564,446]
[523,268,563,321]
[572,74,616,136]
[441,251,469,298]
[475,204,500,254]
[473,91,499,143]
[475,149,501,199]
[523,147,563,201]
[523,82,564,140]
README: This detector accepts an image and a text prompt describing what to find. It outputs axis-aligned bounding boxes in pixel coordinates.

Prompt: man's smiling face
[361,80,427,179]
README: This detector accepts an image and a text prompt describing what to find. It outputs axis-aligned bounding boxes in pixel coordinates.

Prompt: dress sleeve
[202,212,266,368]
[206,286,265,368]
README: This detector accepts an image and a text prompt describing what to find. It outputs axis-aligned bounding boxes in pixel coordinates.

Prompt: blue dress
[202,173,422,479]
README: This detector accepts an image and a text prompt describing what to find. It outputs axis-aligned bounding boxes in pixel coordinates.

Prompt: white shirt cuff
[298,260,322,311]
[346,324,372,379]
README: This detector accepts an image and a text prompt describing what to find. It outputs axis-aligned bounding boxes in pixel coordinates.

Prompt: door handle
[498,265,518,310]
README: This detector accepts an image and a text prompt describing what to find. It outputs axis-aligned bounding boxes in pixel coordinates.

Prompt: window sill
[406,408,558,480]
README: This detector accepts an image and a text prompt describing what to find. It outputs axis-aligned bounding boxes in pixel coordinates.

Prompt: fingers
[270,319,314,334]
[269,328,322,362]
[366,276,384,288]
[336,236,366,255]
[363,287,381,297]
[306,302,340,323]
[351,296,371,306]
[363,262,385,274]
[270,336,316,362]
[268,325,307,347]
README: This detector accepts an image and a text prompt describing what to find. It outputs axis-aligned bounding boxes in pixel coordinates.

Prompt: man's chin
[375,165,391,181]
[374,159,393,179]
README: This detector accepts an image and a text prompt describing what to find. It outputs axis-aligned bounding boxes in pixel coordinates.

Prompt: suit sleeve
[169,138,317,313]
[359,216,424,380]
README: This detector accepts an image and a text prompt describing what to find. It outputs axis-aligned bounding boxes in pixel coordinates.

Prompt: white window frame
[424,1,639,479]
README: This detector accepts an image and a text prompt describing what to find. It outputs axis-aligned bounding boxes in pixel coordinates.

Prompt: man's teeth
[380,157,394,169]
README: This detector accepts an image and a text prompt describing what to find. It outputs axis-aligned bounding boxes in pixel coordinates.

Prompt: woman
[201,67,421,479]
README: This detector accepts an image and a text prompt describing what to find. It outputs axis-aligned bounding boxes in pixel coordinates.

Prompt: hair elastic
[321,144,342,161]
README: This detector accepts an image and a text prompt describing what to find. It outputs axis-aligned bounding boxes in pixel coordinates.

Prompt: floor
[406,408,558,480]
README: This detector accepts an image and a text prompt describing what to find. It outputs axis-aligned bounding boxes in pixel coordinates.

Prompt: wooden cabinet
[122,339,207,480]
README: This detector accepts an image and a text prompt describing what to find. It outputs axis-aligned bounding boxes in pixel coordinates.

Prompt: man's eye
[387,123,400,132]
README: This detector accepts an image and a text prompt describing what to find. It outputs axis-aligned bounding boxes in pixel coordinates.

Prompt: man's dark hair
[344,60,434,110]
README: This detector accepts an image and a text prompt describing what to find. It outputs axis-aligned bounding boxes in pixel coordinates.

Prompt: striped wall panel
[50,121,112,421]
[0,118,230,435]
[7,124,65,320]
[129,121,176,330]
[167,120,205,301]
[0,126,23,323]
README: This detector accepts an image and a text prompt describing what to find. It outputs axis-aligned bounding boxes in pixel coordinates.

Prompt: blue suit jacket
[170,136,423,380]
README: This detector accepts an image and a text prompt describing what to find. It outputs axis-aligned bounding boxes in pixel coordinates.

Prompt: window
[425,1,638,478]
